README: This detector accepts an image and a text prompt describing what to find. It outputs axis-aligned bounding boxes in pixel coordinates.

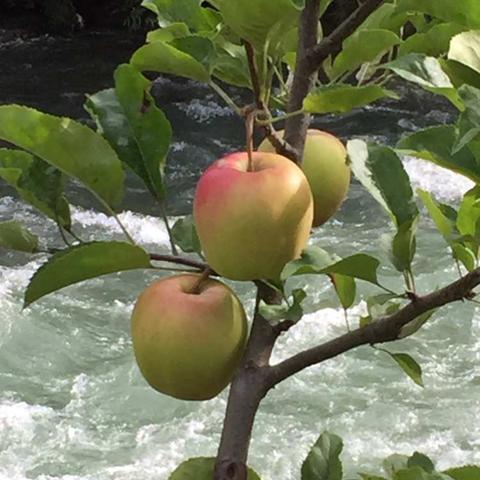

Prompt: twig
[159,202,178,255]
[267,266,480,387]
[149,253,209,270]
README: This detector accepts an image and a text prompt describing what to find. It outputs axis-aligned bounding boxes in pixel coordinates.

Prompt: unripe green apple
[131,274,247,401]
[259,130,350,227]
[193,151,313,281]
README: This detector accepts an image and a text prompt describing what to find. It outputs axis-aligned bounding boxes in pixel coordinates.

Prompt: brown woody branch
[267,267,480,388]
[149,253,208,271]
[305,0,387,76]
[244,41,298,160]
[284,0,386,161]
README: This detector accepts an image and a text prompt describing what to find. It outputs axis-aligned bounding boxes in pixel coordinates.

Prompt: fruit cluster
[131,130,350,400]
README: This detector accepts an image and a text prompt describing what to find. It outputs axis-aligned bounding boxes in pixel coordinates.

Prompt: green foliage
[171,215,202,254]
[380,350,424,387]
[0,220,38,253]
[0,105,124,207]
[304,85,398,114]
[301,432,343,480]
[444,466,480,480]
[168,457,261,479]
[0,149,71,228]
[24,242,151,307]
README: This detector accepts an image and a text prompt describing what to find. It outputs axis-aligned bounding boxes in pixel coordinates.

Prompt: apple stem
[190,267,212,295]
[246,110,255,172]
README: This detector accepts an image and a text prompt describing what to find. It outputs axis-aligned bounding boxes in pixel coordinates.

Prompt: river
[0,29,479,480]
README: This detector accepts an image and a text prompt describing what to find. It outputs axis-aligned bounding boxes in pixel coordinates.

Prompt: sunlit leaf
[347,141,418,226]
[301,432,343,480]
[389,217,418,273]
[384,54,463,109]
[131,40,211,82]
[322,254,380,285]
[448,31,480,75]
[24,242,151,307]
[440,59,480,89]
[114,64,172,199]
[304,84,398,114]
[216,0,302,56]
[0,220,38,253]
[281,246,333,281]
[0,149,71,228]
[417,189,456,239]
[384,454,410,477]
[0,105,124,207]
[444,465,480,480]
[331,29,400,78]
[142,0,220,32]
[386,351,424,387]
[330,273,356,309]
[451,242,476,271]
[146,23,190,43]
[399,23,466,57]
[168,457,261,480]
[398,125,480,183]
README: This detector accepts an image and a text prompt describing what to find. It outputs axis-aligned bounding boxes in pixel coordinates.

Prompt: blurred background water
[0,30,479,480]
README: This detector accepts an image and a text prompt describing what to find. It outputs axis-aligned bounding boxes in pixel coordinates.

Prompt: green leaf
[114,64,172,200]
[304,84,398,114]
[142,0,220,32]
[322,254,381,285]
[399,23,466,57]
[168,457,261,480]
[397,126,480,183]
[0,105,124,207]
[390,217,418,273]
[444,465,480,480]
[259,301,289,323]
[301,432,343,480]
[347,141,418,227]
[130,40,211,82]
[359,475,387,480]
[384,54,463,109]
[457,186,480,242]
[216,0,302,56]
[384,454,410,476]
[0,220,38,253]
[393,468,451,480]
[408,452,435,473]
[171,215,202,254]
[395,0,480,29]
[417,189,456,239]
[331,29,400,78]
[454,85,480,153]
[359,3,409,33]
[287,288,307,323]
[146,23,191,43]
[330,273,356,309]
[448,31,480,75]
[387,352,424,387]
[440,59,480,89]
[451,242,477,272]
[0,149,71,228]
[259,288,306,324]
[24,242,151,307]
[399,309,436,338]
[281,246,333,281]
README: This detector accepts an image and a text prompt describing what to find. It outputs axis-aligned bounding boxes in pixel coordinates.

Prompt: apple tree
[1,0,480,479]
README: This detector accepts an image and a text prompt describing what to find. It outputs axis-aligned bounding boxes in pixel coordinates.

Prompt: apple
[193,151,313,281]
[131,274,247,401]
[259,129,350,227]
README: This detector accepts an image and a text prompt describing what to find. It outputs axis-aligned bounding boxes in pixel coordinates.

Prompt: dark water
[0,29,479,480]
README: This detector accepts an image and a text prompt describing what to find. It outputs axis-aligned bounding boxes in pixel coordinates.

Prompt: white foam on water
[175,99,233,122]
[404,156,474,202]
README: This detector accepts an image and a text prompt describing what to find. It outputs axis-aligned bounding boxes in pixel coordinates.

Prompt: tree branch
[305,0,386,75]
[244,41,298,160]
[267,267,480,388]
[149,253,208,271]
[283,0,321,163]
[283,0,386,161]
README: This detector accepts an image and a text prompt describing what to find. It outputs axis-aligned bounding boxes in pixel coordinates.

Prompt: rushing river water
[0,30,479,480]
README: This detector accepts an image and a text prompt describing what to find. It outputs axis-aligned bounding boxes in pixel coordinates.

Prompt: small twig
[209,81,243,116]
[244,41,264,108]
[159,202,178,255]
[149,252,209,270]
[245,110,255,172]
